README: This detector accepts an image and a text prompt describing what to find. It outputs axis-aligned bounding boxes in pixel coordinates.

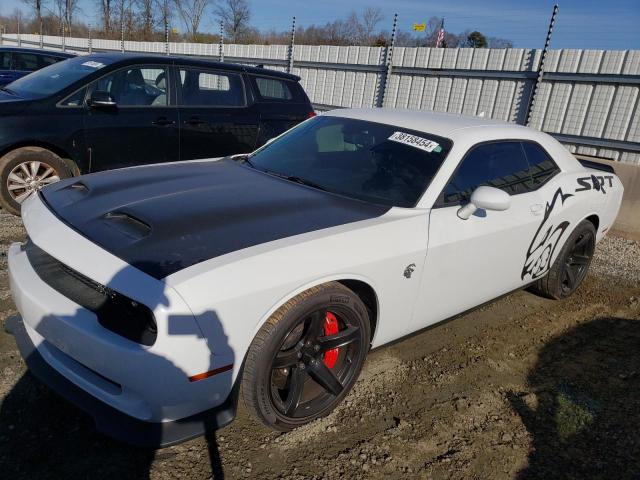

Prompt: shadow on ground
[0,262,230,480]
[509,316,640,479]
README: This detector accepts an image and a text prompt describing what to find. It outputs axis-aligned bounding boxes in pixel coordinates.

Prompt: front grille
[25,238,157,346]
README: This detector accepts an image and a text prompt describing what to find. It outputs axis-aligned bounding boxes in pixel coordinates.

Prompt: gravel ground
[0,210,638,480]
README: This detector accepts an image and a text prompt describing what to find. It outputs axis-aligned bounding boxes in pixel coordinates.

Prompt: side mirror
[457,186,511,220]
[89,90,116,108]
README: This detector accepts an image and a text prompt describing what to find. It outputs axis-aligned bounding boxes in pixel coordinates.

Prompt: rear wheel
[242,282,370,431]
[0,148,72,216]
[530,220,596,299]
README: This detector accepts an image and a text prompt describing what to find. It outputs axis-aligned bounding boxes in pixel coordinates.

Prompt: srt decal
[576,174,613,194]
[521,188,573,280]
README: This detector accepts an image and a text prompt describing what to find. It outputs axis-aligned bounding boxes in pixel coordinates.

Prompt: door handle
[152,117,176,126]
[530,203,544,215]
[185,117,207,126]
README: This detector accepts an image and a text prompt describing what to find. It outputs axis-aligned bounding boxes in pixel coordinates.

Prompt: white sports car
[7,108,623,446]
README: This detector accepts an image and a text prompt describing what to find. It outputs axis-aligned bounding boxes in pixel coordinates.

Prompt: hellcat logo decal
[522,188,573,280]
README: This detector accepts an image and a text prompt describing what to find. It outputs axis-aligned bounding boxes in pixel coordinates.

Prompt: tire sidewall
[551,220,597,298]
[0,149,72,215]
[248,284,371,430]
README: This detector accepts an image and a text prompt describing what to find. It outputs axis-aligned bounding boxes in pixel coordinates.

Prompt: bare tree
[137,0,154,39]
[359,7,383,43]
[174,0,209,40]
[21,0,45,35]
[215,0,250,43]
[96,0,112,34]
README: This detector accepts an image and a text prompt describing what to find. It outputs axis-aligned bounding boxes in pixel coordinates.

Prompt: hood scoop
[102,211,151,241]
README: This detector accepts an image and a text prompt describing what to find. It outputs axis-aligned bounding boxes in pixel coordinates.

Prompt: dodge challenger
[6,108,623,446]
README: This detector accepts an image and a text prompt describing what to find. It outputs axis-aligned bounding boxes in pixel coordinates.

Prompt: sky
[1,0,639,50]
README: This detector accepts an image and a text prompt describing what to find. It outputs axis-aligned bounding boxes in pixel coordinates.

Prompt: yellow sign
[171,27,178,34]
[413,23,426,32]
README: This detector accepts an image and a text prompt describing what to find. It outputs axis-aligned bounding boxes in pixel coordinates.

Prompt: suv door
[250,75,311,146]
[176,66,259,160]
[413,140,561,329]
[83,64,179,171]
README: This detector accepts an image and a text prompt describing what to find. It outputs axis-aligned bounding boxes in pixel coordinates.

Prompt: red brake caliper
[323,311,339,368]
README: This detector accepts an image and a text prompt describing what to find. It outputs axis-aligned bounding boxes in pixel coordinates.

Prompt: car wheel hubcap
[561,231,594,294]
[270,308,363,419]
[7,160,60,204]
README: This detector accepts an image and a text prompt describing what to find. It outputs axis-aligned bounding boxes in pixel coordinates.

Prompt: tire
[530,220,596,300]
[242,281,371,431]
[0,147,73,216]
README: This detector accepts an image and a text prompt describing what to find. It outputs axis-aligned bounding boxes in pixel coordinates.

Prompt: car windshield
[6,56,113,98]
[248,116,453,208]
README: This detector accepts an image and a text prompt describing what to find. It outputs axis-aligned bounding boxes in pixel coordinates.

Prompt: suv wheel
[0,148,72,215]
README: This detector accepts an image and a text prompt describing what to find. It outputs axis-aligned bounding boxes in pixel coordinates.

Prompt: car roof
[325,108,516,137]
[82,52,301,81]
[0,46,75,57]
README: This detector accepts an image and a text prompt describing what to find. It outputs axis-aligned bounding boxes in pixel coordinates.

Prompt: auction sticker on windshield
[388,131,442,153]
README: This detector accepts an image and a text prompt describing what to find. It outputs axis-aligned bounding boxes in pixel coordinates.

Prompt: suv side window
[40,55,64,68]
[0,52,10,69]
[441,141,531,205]
[14,53,39,71]
[522,141,560,187]
[178,68,245,107]
[255,77,293,100]
[94,66,168,107]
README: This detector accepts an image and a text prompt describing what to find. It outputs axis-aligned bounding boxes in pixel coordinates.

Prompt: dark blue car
[0,46,75,86]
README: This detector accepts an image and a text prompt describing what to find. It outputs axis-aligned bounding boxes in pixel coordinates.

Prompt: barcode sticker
[388,131,441,153]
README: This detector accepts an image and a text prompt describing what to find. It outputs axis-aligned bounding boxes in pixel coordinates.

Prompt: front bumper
[6,315,237,447]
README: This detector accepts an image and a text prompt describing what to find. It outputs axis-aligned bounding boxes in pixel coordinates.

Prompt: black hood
[40,159,389,279]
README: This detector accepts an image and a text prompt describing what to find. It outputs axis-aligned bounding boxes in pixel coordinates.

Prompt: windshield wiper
[0,86,16,95]
[264,170,326,191]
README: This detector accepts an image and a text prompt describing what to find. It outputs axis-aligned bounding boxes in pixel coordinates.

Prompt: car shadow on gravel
[508,316,640,479]
[0,262,233,480]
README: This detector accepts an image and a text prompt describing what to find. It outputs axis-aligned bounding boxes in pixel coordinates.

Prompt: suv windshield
[248,116,452,207]
[6,56,112,98]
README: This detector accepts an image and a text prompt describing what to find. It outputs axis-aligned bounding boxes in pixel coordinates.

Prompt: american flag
[436,20,445,48]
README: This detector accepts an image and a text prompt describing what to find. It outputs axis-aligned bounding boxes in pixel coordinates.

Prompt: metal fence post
[164,1,170,55]
[377,13,397,108]
[287,16,296,74]
[525,4,558,126]
[39,19,43,48]
[219,21,224,62]
[88,23,92,54]
[61,21,66,51]
[17,15,22,47]
[0,25,4,45]
[121,2,125,52]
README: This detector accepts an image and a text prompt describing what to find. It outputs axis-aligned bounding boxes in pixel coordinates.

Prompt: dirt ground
[0,210,638,480]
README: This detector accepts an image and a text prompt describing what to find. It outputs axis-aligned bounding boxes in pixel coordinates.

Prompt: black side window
[0,52,10,69]
[40,55,63,68]
[14,53,39,71]
[255,77,293,100]
[522,142,560,187]
[178,68,245,107]
[442,141,531,205]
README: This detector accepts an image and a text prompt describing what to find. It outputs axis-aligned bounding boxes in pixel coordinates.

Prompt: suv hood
[40,159,389,279]
[0,89,32,113]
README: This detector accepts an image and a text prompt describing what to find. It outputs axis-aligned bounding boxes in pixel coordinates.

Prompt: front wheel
[0,148,72,215]
[530,220,596,299]
[242,282,371,431]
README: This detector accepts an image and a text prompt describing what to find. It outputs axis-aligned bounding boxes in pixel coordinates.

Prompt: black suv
[0,53,314,215]
[0,46,75,86]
